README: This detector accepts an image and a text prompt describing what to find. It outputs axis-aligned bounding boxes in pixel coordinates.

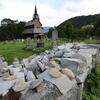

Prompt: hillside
[57,14,100,28]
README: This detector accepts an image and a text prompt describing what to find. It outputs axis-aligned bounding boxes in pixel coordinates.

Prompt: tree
[47,28,54,38]
[0,18,26,41]
[0,18,17,40]
[94,15,100,38]
[16,21,26,39]
[65,21,74,39]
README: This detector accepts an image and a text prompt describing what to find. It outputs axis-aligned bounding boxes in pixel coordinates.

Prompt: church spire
[34,5,38,16]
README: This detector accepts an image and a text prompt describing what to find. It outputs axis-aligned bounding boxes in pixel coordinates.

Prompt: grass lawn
[0,40,52,64]
[0,42,33,64]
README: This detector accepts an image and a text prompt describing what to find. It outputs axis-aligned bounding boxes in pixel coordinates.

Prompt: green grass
[83,39,100,44]
[82,67,100,100]
[0,40,52,64]
[59,38,100,44]
[0,42,33,64]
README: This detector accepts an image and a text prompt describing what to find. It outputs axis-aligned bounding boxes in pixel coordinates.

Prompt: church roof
[23,28,44,34]
[25,20,34,27]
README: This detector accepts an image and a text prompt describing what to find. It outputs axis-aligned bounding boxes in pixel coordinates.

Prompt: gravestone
[52,27,58,48]
[25,38,33,50]
[36,40,44,48]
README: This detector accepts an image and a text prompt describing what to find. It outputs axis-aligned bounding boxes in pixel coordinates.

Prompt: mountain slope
[58,14,100,28]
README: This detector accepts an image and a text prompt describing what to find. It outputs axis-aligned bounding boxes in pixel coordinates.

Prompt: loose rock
[31,78,43,89]
[12,80,27,92]
[49,68,62,78]
[60,68,75,80]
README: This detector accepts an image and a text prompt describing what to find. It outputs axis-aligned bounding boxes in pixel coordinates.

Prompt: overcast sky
[0,0,100,26]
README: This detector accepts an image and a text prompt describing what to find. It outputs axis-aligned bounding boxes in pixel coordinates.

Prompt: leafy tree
[47,28,54,38]
[0,18,26,41]
[57,25,66,38]
[16,21,26,39]
[94,15,100,37]
[65,21,74,39]
[0,18,17,40]
[82,25,94,38]
[1,18,15,26]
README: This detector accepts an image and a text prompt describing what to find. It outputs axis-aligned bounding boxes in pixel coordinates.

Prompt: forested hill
[58,14,100,28]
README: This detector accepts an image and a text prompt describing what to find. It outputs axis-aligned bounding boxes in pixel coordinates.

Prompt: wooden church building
[22,5,46,39]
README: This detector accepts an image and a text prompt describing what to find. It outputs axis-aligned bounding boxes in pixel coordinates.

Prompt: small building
[22,5,46,39]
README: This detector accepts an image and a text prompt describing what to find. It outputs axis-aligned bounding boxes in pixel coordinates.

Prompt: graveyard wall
[0,43,99,100]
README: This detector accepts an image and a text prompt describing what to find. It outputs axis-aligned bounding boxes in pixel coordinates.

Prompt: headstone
[52,27,58,48]
[25,38,33,50]
[36,39,44,48]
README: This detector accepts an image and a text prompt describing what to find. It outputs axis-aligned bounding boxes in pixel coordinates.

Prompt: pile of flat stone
[0,43,98,100]
[0,55,8,72]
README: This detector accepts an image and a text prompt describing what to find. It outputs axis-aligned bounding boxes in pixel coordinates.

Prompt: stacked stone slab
[0,43,98,100]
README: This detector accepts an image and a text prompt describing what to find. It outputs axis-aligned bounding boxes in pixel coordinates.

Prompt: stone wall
[0,43,99,100]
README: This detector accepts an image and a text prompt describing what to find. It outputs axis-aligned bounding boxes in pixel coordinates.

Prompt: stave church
[22,5,46,39]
